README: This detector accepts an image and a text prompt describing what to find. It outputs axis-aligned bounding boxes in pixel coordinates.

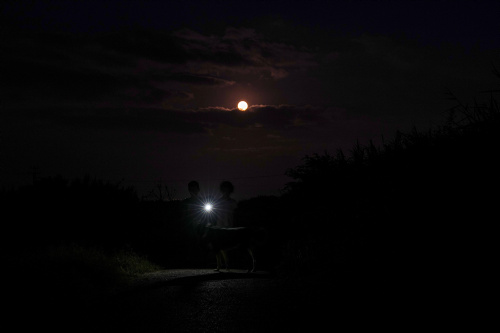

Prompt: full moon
[237,101,248,111]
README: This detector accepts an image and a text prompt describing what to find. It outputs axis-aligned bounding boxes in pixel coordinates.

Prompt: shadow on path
[129,269,273,292]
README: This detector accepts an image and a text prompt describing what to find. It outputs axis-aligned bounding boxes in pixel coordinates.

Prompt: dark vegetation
[277,83,500,278]
[3,73,499,306]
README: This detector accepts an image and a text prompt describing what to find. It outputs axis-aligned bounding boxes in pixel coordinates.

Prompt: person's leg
[221,250,229,271]
[247,248,256,273]
[215,252,221,271]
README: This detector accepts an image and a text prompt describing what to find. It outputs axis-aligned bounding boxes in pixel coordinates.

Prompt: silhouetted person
[211,181,238,271]
[182,180,203,265]
[216,181,237,228]
[183,180,200,205]
[182,180,202,223]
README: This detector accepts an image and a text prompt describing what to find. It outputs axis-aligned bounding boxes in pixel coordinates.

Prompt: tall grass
[277,72,500,277]
[5,244,161,300]
[1,175,169,310]
[4,242,161,332]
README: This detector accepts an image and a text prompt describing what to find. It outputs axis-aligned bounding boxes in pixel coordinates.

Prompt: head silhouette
[188,180,200,197]
[220,181,234,197]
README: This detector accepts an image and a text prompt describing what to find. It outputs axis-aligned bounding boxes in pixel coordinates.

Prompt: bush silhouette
[278,78,500,273]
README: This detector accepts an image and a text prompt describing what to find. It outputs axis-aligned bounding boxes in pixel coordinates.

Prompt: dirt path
[13,268,431,332]
[82,268,369,332]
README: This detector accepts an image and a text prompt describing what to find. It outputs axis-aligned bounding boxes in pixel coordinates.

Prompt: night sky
[2,0,500,200]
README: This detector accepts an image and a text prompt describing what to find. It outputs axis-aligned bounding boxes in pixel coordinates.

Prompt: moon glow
[237,101,248,111]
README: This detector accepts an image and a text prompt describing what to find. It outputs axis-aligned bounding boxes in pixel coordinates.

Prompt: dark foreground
[7,266,485,332]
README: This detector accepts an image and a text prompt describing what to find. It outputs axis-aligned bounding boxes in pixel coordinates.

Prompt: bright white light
[238,101,248,111]
[204,203,213,212]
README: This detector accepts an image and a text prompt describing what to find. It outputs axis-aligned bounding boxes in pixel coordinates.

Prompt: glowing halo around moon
[237,101,248,111]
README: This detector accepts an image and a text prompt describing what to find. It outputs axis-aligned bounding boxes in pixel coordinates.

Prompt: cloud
[3,27,318,111]
[193,104,349,132]
[212,146,287,153]
[4,26,495,140]
[3,102,350,137]
[163,73,235,86]
[170,104,348,132]
[172,27,318,79]
[4,107,204,134]
[1,30,238,109]
[246,104,347,129]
